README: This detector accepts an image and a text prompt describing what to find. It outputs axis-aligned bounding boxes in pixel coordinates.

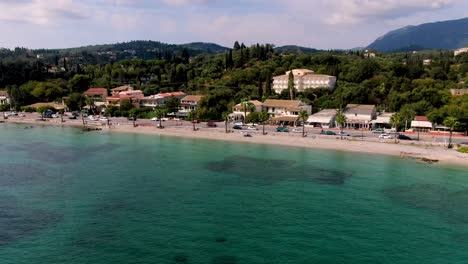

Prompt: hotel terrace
[272,69,336,94]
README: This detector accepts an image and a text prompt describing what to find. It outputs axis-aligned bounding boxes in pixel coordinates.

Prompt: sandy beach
[3,117,468,167]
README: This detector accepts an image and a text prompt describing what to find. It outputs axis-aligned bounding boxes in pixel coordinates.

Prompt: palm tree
[258,112,270,135]
[188,110,198,131]
[222,111,230,133]
[443,116,460,148]
[240,99,255,124]
[390,113,400,143]
[298,110,309,137]
[154,108,167,129]
[335,109,347,140]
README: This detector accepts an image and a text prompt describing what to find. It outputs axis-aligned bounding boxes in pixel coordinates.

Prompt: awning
[272,116,298,122]
[411,121,432,128]
[307,116,333,124]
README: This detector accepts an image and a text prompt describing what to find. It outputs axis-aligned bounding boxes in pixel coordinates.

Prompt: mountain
[179,42,228,54]
[275,45,320,53]
[367,17,468,52]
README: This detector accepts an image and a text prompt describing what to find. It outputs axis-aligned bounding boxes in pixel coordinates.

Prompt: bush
[457,146,468,153]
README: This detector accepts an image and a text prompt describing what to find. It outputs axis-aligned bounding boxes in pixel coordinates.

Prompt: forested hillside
[1,41,467,130]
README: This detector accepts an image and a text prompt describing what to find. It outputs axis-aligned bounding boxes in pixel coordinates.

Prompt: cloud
[319,0,456,25]
[0,0,89,24]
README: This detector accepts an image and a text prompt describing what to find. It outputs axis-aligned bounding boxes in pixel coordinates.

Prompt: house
[371,112,394,129]
[363,50,376,58]
[139,92,186,108]
[111,85,133,95]
[84,88,108,102]
[0,90,10,105]
[306,109,337,128]
[423,59,432,65]
[272,69,336,94]
[343,104,377,129]
[230,100,263,121]
[178,95,204,117]
[450,89,468,96]
[454,47,468,56]
[262,99,311,124]
[25,102,65,110]
[410,116,433,132]
[106,90,144,107]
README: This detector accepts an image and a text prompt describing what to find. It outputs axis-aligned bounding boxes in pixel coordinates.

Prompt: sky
[0,0,467,50]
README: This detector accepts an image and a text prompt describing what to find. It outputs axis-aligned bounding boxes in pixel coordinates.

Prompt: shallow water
[0,123,467,263]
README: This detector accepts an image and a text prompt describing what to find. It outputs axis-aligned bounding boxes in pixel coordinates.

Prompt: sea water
[0,123,467,264]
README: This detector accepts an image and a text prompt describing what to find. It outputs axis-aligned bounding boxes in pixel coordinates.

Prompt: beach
[3,115,467,167]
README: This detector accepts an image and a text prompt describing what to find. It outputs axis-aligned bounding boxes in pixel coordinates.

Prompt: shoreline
[3,118,468,167]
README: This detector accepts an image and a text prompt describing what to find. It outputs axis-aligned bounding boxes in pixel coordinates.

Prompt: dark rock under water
[206,155,352,185]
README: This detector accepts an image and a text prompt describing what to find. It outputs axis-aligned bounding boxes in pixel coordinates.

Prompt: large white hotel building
[272,69,336,94]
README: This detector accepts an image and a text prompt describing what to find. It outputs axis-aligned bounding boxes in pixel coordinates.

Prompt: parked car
[292,128,302,133]
[233,125,242,130]
[338,131,350,136]
[51,114,60,118]
[322,130,336,135]
[150,117,159,121]
[191,120,200,123]
[68,115,77,119]
[398,134,412,140]
[379,133,393,139]
[18,113,26,117]
[207,122,217,127]
[276,127,289,132]
[99,117,108,122]
[247,126,258,130]
[372,128,385,134]
[234,121,243,126]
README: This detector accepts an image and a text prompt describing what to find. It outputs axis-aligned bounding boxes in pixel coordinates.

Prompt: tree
[335,109,347,140]
[0,104,8,119]
[288,71,295,100]
[233,41,241,51]
[443,116,460,148]
[298,110,309,137]
[390,113,400,143]
[240,99,255,124]
[165,96,180,114]
[154,107,167,129]
[188,110,198,131]
[69,74,91,93]
[222,111,231,133]
[258,111,270,135]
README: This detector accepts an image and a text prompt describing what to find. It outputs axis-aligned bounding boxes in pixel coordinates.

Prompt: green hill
[367,17,468,52]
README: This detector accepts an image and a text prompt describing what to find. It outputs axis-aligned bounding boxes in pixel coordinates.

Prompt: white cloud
[319,0,456,25]
[0,0,89,24]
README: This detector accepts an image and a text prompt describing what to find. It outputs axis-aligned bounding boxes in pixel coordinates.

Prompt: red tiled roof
[415,116,429,121]
[0,90,8,96]
[181,95,204,102]
[84,88,107,94]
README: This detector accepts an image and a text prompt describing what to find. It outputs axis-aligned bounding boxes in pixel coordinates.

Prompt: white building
[231,100,263,121]
[178,95,204,117]
[140,92,186,108]
[454,47,468,56]
[410,116,433,132]
[262,99,311,124]
[272,69,336,94]
[0,90,9,105]
[343,104,377,129]
[306,109,337,128]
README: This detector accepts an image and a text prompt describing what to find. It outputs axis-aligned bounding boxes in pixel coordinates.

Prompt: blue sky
[0,0,467,49]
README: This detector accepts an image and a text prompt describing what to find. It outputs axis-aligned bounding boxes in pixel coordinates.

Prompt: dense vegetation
[1,41,467,130]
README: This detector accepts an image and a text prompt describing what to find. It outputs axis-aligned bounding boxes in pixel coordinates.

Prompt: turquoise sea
[0,123,468,264]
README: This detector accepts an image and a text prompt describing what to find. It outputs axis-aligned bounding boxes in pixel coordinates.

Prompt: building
[410,116,433,132]
[0,90,10,105]
[371,112,394,129]
[272,69,336,94]
[343,104,377,129]
[454,47,468,56]
[262,99,311,124]
[423,59,432,65]
[306,109,337,128]
[25,102,65,110]
[106,90,144,107]
[450,89,468,96]
[178,95,204,117]
[363,50,376,58]
[231,100,263,121]
[84,88,108,102]
[139,92,186,108]
[111,85,133,95]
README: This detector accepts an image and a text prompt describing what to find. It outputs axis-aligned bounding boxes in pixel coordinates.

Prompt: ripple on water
[211,255,237,264]
[383,184,468,224]
[0,195,61,246]
[206,155,352,185]
[0,164,48,186]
